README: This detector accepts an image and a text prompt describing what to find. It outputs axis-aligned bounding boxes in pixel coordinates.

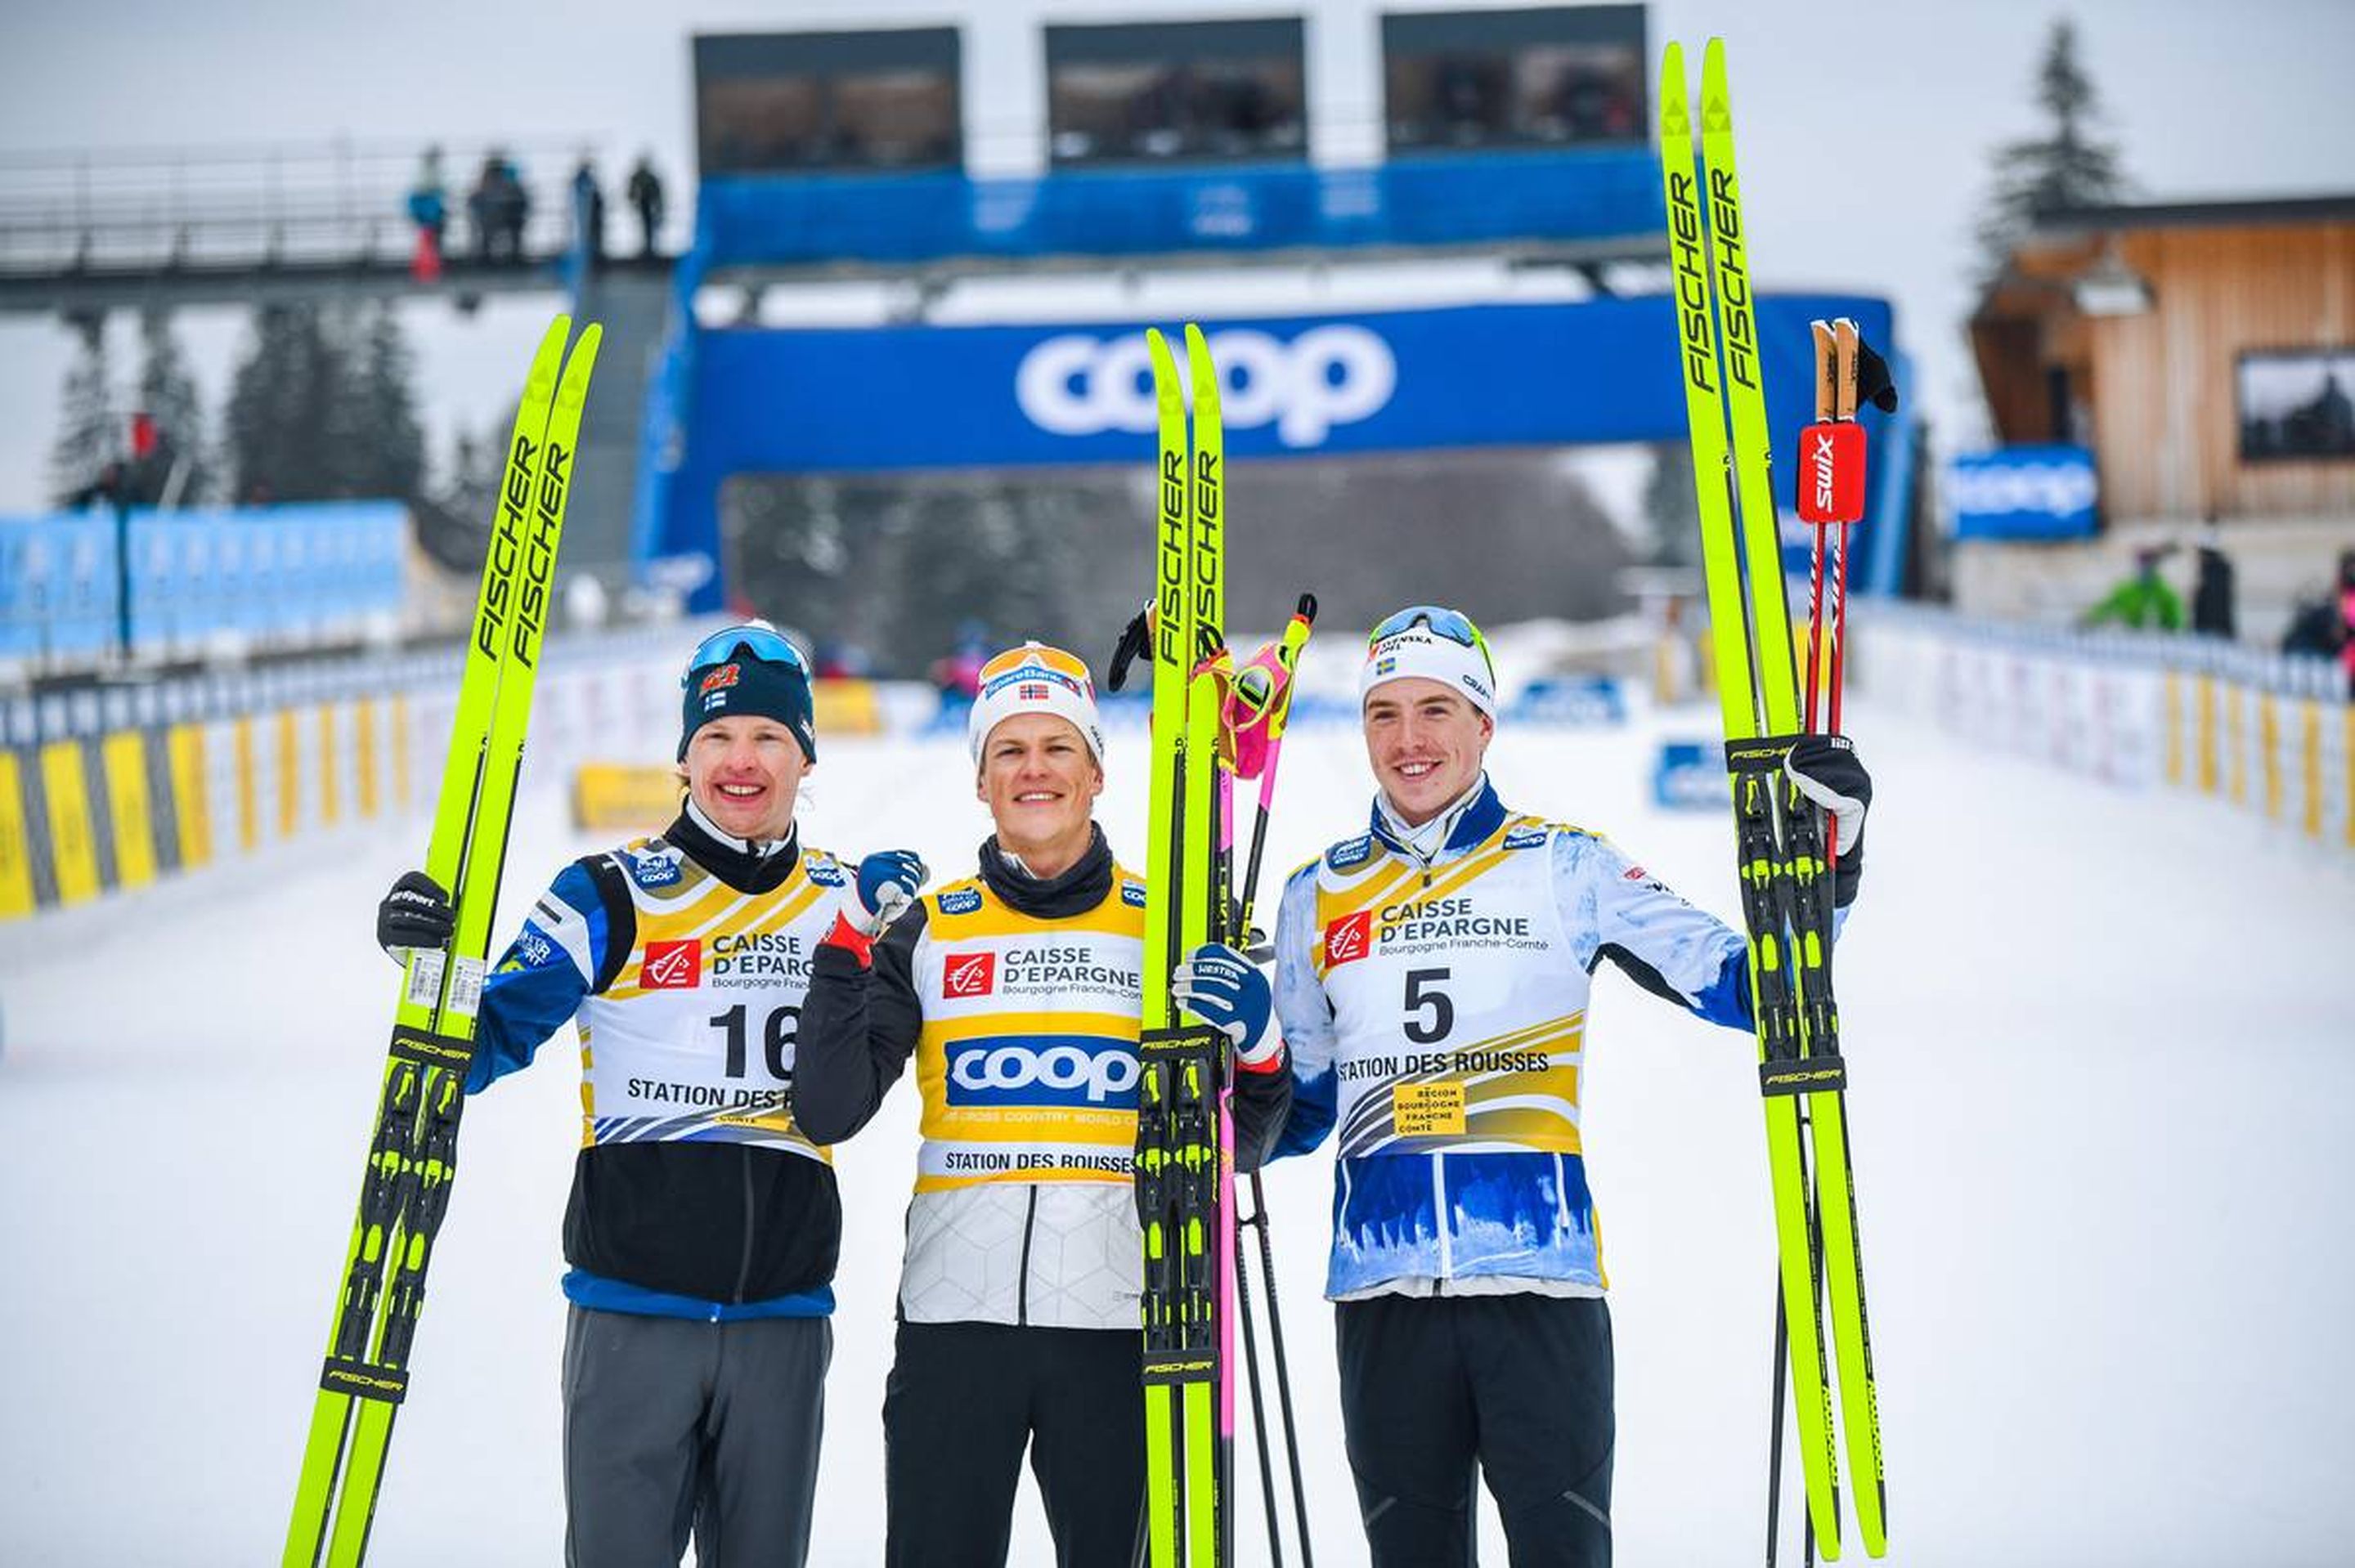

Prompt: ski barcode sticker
[445,956,488,1019]
[404,949,446,1010]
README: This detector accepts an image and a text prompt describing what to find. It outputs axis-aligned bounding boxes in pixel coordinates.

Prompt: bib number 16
[711,1003,800,1081]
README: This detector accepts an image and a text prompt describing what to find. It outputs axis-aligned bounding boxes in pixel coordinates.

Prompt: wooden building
[1966,195,2355,633]
[1976,195,2355,521]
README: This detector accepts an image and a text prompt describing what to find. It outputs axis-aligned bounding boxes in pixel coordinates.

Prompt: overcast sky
[2,0,2348,513]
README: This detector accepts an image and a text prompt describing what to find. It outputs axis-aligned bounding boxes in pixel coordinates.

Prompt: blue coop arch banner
[638,294,1898,608]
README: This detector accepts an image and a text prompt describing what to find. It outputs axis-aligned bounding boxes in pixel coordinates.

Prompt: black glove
[1785,735,1871,907]
[377,870,455,956]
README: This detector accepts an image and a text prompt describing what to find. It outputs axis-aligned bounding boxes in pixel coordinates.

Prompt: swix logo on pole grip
[1018,326,1397,449]
[1795,422,1867,525]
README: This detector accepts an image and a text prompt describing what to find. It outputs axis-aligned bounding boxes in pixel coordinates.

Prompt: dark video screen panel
[2239,349,2355,461]
[1046,19,1308,166]
[695,29,962,175]
[1382,5,1646,154]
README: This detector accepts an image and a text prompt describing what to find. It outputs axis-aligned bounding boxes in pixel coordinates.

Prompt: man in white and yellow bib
[794,642,1293,1568]
[373,622,928,1568]
[1263,606,1874,1567]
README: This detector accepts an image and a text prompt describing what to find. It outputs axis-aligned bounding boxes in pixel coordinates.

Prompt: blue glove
[853,849,928,937]
[1173,943,1279,1066]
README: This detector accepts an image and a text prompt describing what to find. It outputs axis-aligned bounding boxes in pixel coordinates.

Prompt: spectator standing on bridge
[466,153,501,263]
[406,146,447,280]
[572,154,606,265]
[626,153,666,258]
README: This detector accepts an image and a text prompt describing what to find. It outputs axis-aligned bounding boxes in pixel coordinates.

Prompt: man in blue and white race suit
[1254,607,1874,1567]
[373,624,929,1568]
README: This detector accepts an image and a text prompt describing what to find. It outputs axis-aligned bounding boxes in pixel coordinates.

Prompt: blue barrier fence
[0,502,407,666]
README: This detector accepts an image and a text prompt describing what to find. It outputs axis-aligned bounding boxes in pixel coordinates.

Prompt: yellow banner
[0,752,36,919]
[101,731,157,889]
[40,741,101,906]
[813,678,884,737]
[236,717,259,854]
[168,724,213,869]
[572,763,683,833]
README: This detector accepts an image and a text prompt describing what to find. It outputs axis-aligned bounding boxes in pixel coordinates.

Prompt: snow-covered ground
[2,670,2350,1566]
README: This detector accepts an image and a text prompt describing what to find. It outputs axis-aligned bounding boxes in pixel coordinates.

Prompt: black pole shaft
[1766,1283,1788,1568]
[1252,1170,1316,1567]
[1233,1206,1285,1568]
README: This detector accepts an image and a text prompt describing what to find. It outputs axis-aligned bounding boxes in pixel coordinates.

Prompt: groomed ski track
[2,665,2348,1566]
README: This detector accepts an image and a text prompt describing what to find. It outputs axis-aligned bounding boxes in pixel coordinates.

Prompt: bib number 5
[1403,967,1454,1045]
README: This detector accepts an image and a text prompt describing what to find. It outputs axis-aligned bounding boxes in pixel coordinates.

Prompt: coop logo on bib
[947,1036,1141,1108]
[1324,911,1374,968]
[943,951,997,998]
[642,939,702,989]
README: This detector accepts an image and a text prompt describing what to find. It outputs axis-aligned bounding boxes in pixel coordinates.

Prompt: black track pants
[882,1319,1146,1568]
[1336,1292,1614,1567]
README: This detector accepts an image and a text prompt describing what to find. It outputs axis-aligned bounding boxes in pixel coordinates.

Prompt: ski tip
[1657,41,1689,137]
[1701,38,1732,130]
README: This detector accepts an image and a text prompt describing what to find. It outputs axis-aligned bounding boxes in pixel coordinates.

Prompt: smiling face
[977,712,1104,876]
[1361,677,1493,827]
[684,715,811,842]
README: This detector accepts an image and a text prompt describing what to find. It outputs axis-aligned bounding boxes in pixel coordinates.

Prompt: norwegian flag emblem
[1323,912,1373,967]
[944,951,997,998]
[642,939,702,989]
[1018,682,1049,702]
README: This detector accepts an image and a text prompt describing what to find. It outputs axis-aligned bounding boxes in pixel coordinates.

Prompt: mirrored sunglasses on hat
[683,622,808,686]
[1368,604,1494,678]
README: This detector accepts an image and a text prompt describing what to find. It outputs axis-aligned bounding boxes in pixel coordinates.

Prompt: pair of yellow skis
[1661,38,1888,1561]
[283,316,599,1566]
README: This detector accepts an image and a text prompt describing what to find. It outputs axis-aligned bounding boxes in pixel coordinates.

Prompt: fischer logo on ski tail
[1797,423,1868,526]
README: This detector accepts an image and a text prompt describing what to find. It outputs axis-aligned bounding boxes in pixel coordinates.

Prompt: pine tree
[225,302,339,503]
[48,316,123,507]
[1976,18,2132,280]
[347,301,427,500]
[130,308,212,505]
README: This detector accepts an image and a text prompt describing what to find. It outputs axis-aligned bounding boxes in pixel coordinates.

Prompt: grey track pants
[562,1306,832,1568]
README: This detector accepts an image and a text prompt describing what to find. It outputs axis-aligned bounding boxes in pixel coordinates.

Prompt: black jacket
[557,810,842,1305]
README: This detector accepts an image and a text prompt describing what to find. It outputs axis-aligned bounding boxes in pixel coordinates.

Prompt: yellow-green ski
[1138,323,1234,1567]
[285,316,600,1568]
[1695,38,1887,1558]
[1663,36,1899,1561]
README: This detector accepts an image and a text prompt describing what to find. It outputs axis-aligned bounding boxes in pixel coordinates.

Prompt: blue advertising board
[640,293,1899,610]
[696,150,1665,271]
[1945,445,2099,540]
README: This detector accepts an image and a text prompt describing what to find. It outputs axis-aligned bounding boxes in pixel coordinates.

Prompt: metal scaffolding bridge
[0,136,669,316]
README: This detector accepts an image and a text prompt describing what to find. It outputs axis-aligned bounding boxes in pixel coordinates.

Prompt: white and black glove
[1785,734,1872,907]
[376,870,455,958]
[1173,943,1281,1067]
[852,849,928,938]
